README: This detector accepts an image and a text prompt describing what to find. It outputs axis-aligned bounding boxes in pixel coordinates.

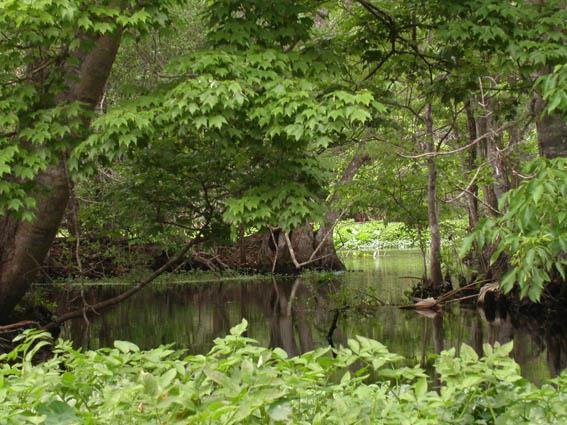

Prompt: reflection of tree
[432,313,444,354]
[268,278,316,356]
[269,278,298,355]
[212,283,230,336]
[478,305,567,381]
[470,314,483,357]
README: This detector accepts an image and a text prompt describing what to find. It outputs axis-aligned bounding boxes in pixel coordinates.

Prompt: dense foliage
[1,3,566,422]
[1,322,566,424]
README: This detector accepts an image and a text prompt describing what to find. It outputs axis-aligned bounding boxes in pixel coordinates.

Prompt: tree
[0,1,181,320]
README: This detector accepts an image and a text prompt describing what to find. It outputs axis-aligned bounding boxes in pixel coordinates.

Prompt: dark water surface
[49,250,565,385]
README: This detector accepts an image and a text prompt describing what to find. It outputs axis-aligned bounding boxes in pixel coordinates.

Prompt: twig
[456,187,501,215]
[398,124,511,159]
[445,163,485,203]
[444,293,479,304]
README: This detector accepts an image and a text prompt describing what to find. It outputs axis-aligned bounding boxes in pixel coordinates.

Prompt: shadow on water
[48,249,566,385]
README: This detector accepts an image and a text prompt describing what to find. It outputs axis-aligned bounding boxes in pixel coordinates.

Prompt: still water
[53,250,565,385]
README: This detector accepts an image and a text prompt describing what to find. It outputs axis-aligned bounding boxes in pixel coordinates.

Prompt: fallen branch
[400,297,440,310]
[444,293,479,304]
[0,320,40,334]
[400,279,491,311]
[437,281,482,303]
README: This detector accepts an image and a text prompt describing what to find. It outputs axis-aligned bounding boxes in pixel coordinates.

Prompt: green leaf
[114,340,140,353]
[36,401,77,425]
[413,377,427,398]
[160,368,177,388]
[268,402,293,422]
[500,270,517,293]
[230,319,248,336]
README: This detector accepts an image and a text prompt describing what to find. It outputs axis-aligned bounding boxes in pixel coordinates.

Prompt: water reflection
[51,250,565,385]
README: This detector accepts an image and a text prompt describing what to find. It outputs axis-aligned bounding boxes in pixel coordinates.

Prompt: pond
[48,249,566,385]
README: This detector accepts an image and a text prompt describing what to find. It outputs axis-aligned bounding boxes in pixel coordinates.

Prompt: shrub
[1,322,565,424]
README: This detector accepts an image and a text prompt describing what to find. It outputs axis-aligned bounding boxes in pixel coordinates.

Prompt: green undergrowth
[335,219,467,252]
[1,321,566,424]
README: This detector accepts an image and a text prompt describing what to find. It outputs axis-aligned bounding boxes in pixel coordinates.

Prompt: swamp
[0,0,566,424]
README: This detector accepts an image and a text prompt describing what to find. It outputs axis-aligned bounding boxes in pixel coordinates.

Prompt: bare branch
[399,123,512,159]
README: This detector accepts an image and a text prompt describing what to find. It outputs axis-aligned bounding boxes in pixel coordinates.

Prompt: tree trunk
[314,212,346,271]
[530,0,567,158]
[251,149,372,273]
[314,148,371,271]
[0,33,121,321]
[534,94,567,158]
[475,98,501,215]
[424,104,443,290]
[464,100,480,230]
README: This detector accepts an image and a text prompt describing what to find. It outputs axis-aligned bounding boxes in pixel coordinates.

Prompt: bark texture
[534,94,567,158]
[475,98,502,215]
[424,104,443,290]
[0,33,121,320]
[464,100,480,230]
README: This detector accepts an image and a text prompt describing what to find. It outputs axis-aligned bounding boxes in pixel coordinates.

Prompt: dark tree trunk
[476,99,501,215]
[464,100,480,230]
[290,224,316,264]
[424,104,443,290]
[314,212,346,271]
[534,94,567,158]
[0,33,121,321]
